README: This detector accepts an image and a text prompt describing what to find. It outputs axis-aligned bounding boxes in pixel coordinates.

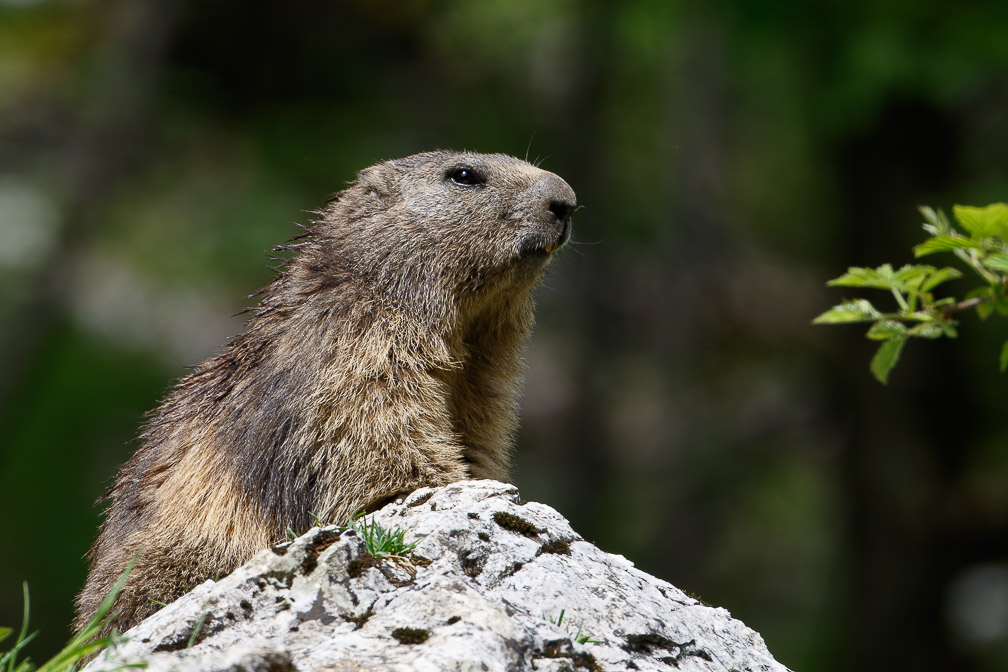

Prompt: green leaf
[0,627,10,644]
[919,205,944,236]
[932,296,957,309]
[1001,339,1008,373]
[908,322,944,340]
[893,264,938,289]
[870,337,906,384]
[812,299,882,324]
[866,320,907,340]
[982,253,1008,274]
[966,287,993,300]
[826,266,890,289]
[827,264,939,292]
[913,235,976,257]
[953,203,1008,239]
[919,267,963,292]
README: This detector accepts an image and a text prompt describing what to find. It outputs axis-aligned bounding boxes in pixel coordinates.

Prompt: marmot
[75,150,576,633]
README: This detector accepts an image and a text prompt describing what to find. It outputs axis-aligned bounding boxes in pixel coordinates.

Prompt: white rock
[85,480,790,672]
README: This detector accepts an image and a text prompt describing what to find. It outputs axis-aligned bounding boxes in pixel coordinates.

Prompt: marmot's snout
[522,173,576,256]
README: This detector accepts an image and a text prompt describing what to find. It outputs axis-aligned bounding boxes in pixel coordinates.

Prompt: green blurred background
[2,1,1008,669]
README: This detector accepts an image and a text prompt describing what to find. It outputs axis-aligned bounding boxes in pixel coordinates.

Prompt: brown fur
[75,151,576,633]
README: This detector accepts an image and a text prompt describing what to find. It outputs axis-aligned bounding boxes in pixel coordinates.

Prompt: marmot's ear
[357,166,393,201]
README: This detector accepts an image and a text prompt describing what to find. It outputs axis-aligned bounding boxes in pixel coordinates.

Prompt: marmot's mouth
[521,219,571,258]
[545,218,572,254]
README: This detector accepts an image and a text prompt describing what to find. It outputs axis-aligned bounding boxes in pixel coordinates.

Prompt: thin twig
[941,295,994,320]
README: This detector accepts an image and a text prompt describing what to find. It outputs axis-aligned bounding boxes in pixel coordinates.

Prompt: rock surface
[84,480,790,672]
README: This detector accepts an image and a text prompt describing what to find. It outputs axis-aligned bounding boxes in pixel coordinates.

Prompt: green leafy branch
[814,203,1008,384]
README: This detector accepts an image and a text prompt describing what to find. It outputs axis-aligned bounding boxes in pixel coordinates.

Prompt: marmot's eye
[448,167,486,187]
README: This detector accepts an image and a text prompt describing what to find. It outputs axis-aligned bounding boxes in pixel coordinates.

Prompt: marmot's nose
[549,199,575,222]
[530,172,576,222]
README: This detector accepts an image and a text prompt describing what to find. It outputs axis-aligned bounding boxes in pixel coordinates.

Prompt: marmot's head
[316,151,577,322]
